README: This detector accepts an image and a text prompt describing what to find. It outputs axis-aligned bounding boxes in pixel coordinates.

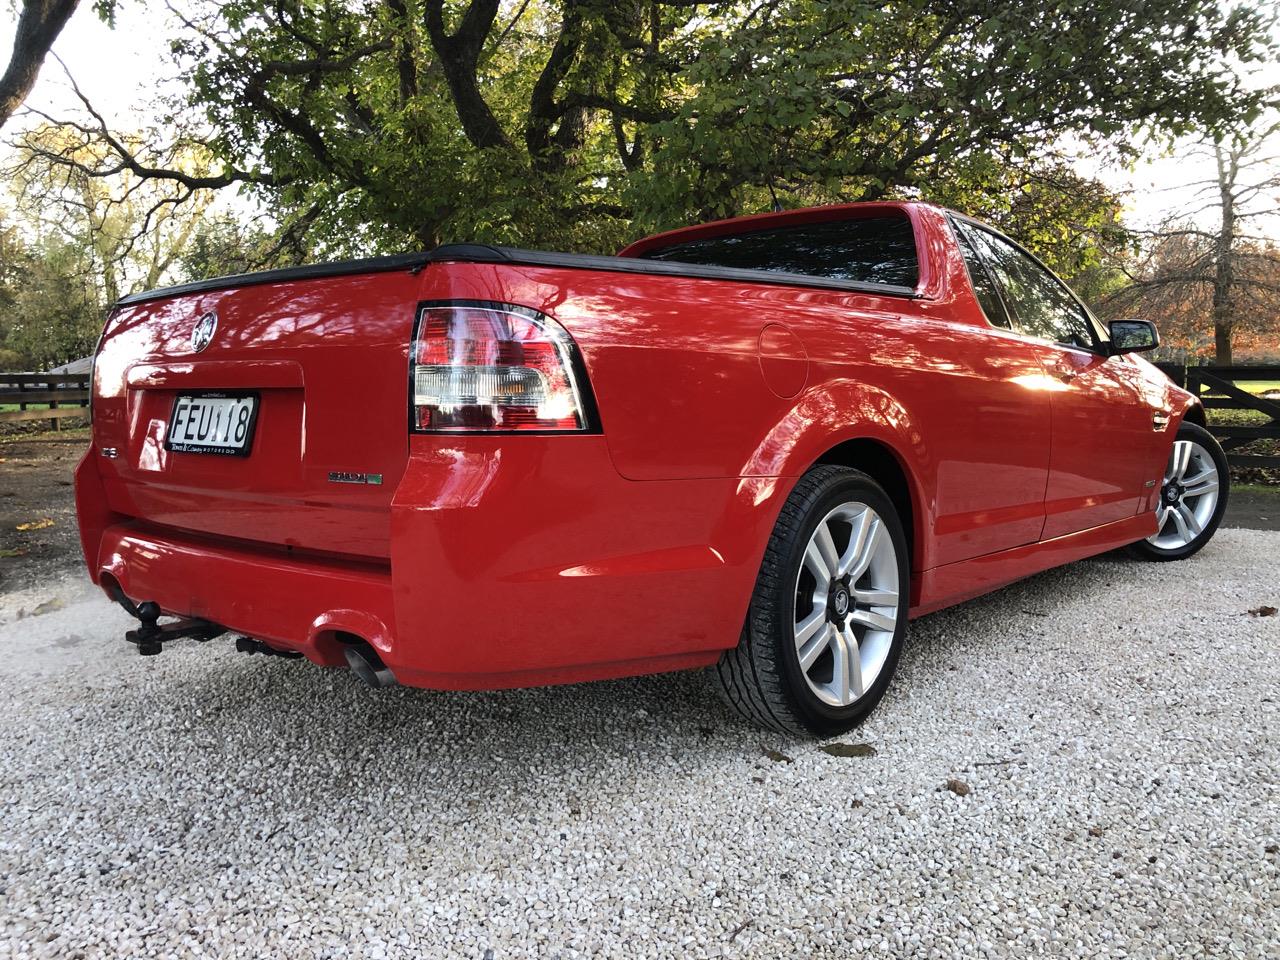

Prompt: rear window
[638,214,918,288]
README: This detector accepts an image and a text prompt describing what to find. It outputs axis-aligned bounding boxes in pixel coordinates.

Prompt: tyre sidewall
[765,473,910,736]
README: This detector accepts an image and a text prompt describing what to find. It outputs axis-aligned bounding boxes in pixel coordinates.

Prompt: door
[912,218,1052,567]
[960,222,1155,539]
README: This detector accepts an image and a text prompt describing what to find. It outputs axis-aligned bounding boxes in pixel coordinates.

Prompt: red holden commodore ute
[76,202,1228,735]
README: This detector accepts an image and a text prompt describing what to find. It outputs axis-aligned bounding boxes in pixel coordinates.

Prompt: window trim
[949,213,1109,354]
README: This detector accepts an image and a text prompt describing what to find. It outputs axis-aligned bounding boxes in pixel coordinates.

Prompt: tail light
[411,302,595,433]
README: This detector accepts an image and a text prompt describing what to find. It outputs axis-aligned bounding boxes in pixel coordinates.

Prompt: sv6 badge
[328,471,383,485]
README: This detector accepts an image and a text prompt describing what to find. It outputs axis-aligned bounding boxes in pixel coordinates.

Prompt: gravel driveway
[1,530,1277,959]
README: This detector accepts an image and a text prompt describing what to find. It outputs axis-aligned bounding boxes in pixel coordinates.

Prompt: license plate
[165,393,259,456]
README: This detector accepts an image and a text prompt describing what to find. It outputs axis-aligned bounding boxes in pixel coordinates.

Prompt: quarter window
[952,221,1011,329]
[966,227,1096,350]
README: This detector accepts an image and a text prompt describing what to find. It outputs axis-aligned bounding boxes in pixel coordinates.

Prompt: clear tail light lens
[411,303,594,432]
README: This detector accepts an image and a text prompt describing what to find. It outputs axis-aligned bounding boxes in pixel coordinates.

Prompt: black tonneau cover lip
[113,252,434,307]
[115,243,922,307]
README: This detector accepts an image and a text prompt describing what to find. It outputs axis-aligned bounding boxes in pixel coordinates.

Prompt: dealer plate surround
[165,392,260,456]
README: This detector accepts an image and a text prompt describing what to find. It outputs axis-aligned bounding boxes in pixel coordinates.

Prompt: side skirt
[908,512,1157,619]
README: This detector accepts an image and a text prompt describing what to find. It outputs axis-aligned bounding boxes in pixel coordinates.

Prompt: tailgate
[91,268,424,560]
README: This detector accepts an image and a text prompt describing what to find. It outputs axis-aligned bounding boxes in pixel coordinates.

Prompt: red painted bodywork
[76,202,1199,688]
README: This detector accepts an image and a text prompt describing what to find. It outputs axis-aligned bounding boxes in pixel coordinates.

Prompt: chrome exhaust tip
[342,642,397,689]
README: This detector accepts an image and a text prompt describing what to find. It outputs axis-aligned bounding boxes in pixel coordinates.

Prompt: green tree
[0,124,235,369]
[19,0,1277,270]
[175,212,294,279]
[0,233,100,369]
[7,123,225,300]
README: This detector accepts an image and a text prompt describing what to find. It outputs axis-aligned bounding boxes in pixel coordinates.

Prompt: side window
[967,228,1096,350]
[952,221,1011,329]
[639,215,919,288]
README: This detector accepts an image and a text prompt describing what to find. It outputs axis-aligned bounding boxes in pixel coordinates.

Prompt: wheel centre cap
[831,586,850,617]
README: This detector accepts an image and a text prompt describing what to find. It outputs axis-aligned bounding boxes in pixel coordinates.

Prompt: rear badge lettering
[328,471,383,485]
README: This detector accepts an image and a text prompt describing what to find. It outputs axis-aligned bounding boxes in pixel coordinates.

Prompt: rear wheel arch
[813,437,921,572]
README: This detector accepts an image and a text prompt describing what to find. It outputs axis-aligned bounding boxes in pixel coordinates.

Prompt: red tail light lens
[411,303,593,432]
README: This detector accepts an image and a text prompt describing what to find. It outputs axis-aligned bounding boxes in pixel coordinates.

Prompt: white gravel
[1,529,1277,959]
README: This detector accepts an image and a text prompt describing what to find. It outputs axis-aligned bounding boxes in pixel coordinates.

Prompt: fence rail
[4,366,1277,465]
[0,373,91,430]
[1154,363,1280,470]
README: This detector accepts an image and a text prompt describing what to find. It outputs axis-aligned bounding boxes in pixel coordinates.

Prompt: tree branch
[423,0,511,150]
[35,62,284,190]
[0,0,81,130]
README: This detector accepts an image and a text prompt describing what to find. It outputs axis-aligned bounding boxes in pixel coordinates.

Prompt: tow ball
[110,587,226,656]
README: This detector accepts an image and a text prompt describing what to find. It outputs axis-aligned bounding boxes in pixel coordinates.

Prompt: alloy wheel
[792,501,900,708]
[1147,439,1221,550]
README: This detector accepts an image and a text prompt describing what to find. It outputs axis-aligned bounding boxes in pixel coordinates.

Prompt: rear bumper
[77,437,790,689]
[95,520,395,669]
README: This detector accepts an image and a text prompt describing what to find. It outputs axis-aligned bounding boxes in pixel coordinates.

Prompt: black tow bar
[110,587,226,656]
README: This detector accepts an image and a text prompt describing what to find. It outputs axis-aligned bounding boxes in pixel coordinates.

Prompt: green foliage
[0,127,260,370]
[921,158,1135,300]
[0,227,102,370]
[163,0,1271,269]
[174,214,284,280]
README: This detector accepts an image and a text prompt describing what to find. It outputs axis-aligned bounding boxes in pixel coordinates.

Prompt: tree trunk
[0,0,81,131]
[1211,143,1238,365]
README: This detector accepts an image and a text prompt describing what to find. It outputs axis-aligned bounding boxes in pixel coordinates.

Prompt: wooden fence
[0,373,91,430]
[1154,364,1280,470]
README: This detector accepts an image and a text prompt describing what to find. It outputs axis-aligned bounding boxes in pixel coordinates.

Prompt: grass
[1234,483,1280,496]
[0,425,90,445]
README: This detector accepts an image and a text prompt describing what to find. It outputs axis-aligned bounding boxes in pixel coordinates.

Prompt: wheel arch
[811,437,925,574]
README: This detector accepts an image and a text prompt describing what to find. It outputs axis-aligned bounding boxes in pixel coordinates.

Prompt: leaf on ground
[0,547,28,558]
[30,598,65,617]
[943,778,971,797]
[761,746,793,764]
[15,518,54,531]
[1247,605,1277,617]
[819,742,877,758]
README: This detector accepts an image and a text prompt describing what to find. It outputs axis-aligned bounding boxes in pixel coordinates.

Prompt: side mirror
[1108,319,1159,355]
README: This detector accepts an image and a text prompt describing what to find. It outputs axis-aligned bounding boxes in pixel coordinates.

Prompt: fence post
[48,378,59,432]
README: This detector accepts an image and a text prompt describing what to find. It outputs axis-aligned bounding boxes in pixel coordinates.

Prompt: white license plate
[166,393,259,456]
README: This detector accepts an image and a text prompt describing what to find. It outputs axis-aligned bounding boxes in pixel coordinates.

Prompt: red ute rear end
[76,254,785,688]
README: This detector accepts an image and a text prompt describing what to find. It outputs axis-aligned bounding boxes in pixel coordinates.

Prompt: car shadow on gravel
[47,654,752,839]
[68,550,1124,788]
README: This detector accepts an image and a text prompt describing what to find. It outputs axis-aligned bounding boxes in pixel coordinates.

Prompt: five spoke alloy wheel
[1129,420,1228,562]
[793,502,899,708]
[1148,437,1221,551]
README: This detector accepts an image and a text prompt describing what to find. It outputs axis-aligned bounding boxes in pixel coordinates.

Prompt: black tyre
[712,465,910,736]
[1128,420,1229,562]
